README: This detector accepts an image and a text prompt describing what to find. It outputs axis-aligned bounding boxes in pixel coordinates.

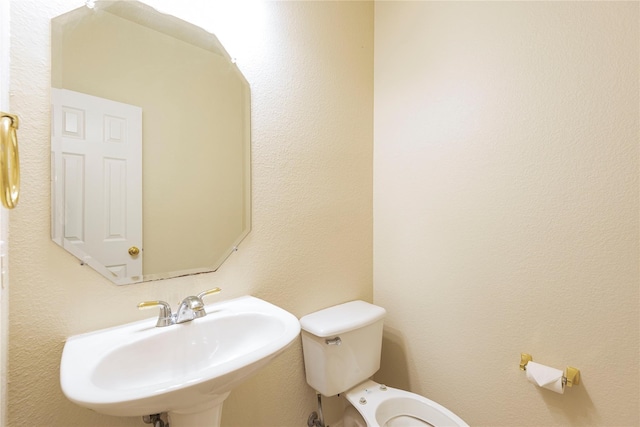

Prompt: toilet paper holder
[519,353,581,387]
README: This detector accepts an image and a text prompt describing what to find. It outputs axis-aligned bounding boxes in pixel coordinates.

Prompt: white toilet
[300,300,468,427]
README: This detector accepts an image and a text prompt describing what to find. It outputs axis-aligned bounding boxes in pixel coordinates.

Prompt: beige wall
[374,2,639,426]
[8,1,372,426]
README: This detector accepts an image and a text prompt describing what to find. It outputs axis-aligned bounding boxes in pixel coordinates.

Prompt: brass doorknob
[128,246,140,256]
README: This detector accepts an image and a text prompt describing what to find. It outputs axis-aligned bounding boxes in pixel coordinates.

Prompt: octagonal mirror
[51,1,251,285]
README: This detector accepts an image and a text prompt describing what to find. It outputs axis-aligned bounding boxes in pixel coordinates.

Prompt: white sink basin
[60,296,300,426]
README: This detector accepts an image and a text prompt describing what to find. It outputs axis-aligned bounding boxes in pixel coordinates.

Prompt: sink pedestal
[168,392,230,427]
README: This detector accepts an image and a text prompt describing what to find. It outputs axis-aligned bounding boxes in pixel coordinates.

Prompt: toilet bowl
[299,300,468,427]
[343,380,468,427]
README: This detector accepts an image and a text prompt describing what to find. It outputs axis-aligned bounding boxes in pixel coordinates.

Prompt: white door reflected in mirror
[52,89,143,283]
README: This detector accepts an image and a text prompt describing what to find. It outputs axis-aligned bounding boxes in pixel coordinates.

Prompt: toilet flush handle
[325,337,342,346]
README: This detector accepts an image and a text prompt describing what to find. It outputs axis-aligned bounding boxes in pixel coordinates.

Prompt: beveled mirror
[51,1,251,285]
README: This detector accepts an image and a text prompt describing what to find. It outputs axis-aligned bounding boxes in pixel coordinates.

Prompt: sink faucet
[137,288,222,327]
[175,288,222,323]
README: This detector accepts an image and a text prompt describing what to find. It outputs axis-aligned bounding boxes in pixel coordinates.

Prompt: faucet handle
[137,300,174,327]
[192,288,222,319]
[197,287,222,301]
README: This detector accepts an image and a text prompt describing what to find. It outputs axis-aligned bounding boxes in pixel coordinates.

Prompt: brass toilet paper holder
[520,353,581,387]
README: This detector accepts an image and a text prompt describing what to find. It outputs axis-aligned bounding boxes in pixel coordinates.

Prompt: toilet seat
[344,380,468,427]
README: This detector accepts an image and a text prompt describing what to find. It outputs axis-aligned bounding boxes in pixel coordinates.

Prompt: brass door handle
[128,246,140,256]
[0,112,20,209]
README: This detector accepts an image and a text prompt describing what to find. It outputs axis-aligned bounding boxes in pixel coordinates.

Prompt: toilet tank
[299,300,386,397]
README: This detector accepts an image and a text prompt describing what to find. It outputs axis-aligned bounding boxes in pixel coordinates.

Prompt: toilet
[300,300,468,427]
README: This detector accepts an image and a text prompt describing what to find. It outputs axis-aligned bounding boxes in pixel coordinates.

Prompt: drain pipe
[307,393,325,427]
[142,413,168,427]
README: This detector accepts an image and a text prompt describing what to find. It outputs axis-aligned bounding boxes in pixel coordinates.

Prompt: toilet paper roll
[525,361,565,394]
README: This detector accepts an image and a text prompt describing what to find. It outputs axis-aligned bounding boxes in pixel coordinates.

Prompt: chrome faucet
[137,288,222,327]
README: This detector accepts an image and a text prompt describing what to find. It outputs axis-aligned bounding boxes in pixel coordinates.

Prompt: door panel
[52,89,143,282]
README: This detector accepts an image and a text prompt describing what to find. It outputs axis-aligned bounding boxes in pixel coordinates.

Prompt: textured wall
[8,1,373,426]
[374,2,639,426]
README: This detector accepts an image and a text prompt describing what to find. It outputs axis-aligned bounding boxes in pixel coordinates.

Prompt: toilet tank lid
[299,300,386,337]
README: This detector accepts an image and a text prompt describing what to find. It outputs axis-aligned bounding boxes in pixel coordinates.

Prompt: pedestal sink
[60,296,301,427]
